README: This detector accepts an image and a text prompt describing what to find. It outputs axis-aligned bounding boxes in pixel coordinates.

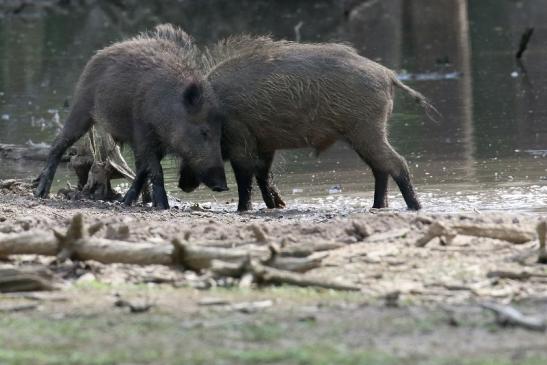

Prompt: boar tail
[392,77,442,123]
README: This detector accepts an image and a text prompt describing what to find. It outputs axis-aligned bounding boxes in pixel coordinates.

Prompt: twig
[516,27,534,59]
[294,21,303,42]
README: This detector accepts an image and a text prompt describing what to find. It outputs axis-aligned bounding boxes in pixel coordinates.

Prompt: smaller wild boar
[179,36,438,212]
[34,24,228,209]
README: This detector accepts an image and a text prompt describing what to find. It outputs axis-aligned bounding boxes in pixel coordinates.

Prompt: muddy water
[0,0,546,212]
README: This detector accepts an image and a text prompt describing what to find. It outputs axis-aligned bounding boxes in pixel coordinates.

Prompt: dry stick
[0,268,57,293]
[453,224,534,244]
[248,260,360,291]
[415,222,456,247]
[416,222,534,247]
[294,21,303,42]
[537,221,547,264]
[278,241,345,257]
[486,270,547,280]
[172,238,267,270]
[481,302,546,332]
[516,27,534,59]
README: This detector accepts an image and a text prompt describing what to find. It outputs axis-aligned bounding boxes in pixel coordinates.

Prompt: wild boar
[180,36,438,211]
[34,24,228,209]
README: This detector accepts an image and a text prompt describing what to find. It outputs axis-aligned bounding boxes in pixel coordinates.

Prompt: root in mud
[61,127,150,203]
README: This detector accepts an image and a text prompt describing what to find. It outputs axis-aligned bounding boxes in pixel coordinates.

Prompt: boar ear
[183,82,203,112]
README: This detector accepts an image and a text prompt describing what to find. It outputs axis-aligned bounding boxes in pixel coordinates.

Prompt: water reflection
[0,0,546,211]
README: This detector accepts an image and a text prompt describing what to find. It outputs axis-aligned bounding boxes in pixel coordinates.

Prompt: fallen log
[0,215,328,271]
[0,214,354,290]
[0,231,58,256]
[172,238,269,270]
[416,222,534,247]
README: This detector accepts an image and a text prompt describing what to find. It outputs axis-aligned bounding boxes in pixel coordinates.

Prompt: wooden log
[0,229,326,270]
[210,260,245,277]
[280,242,345,257]
[172,238,269,271]
[75,237,173,265]
[267,254,327,273]
[0,231,58,256]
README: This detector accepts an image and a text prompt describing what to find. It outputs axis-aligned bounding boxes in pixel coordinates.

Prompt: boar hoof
[152,190,170,210]
[33,176,51,198]
[407,201,422,211]
[237,202,252,212]
[273,195,286,209]
[123,189,139,206]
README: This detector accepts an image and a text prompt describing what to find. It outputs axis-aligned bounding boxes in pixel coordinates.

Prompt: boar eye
[183,82,202,112]
[200,128,210,139]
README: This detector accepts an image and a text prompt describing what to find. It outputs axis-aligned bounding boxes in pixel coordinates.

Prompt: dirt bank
[1,185,547,364]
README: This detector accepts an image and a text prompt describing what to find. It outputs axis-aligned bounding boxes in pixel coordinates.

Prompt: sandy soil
[1,183,547,364]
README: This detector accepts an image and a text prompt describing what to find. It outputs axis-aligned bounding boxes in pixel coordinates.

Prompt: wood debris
[0,268,58,293]
[416,221,534,247]
[537,221,547,264]
[0,214,359,291]
[481,302,546,332]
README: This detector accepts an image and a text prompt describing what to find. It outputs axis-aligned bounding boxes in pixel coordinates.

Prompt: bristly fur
[145,24,194,49]
[95,24,203,75]
[201,34,358,73]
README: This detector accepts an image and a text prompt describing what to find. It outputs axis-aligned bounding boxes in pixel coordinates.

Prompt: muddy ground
[1,184,547,365]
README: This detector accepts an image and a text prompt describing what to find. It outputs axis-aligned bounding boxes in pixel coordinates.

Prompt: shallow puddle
[1,0,546,213]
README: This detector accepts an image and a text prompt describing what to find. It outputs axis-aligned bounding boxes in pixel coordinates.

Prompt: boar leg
[34,101,93,198]
[145,153,169,210]
[231,159,254,212]
[123,159,148,206]
[125,142,169,209]
[133,148,169,209]
[372,169,389,208]
[352,137,421,211]
[255,152,286,209]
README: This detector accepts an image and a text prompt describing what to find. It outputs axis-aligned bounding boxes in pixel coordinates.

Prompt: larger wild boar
[180,36,438,211]
[34,25,228,209]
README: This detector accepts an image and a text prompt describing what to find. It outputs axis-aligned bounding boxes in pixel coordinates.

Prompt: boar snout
[201,166,229,192]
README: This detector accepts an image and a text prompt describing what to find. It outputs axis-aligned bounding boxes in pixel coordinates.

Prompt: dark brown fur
[34,24,228,209]
[181,36,437,211]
